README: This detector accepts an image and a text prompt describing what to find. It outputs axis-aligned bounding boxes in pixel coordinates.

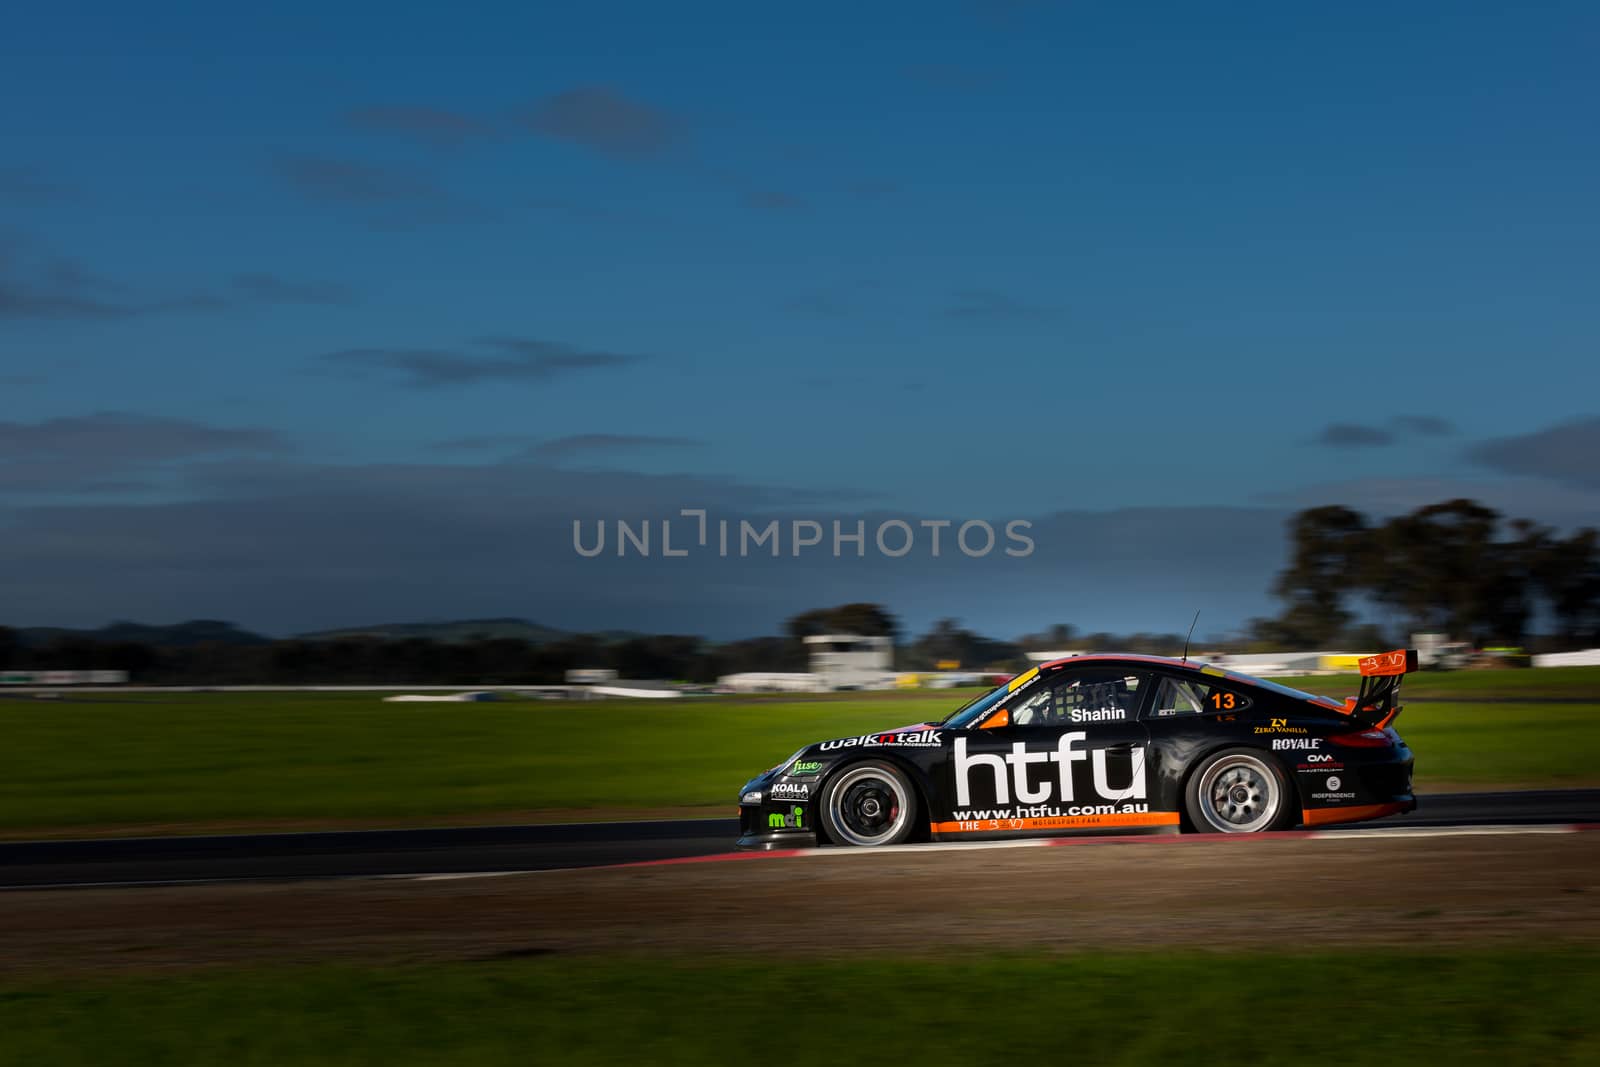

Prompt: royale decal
[769,783,810,802]
[819,729,943,752]
[1271,738,1323,751]
[767,805,805,829]
[953,733,1147,807]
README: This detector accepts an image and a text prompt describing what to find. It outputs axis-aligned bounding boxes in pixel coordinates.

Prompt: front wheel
[1185,748,1296,833]
[819,760,918,847]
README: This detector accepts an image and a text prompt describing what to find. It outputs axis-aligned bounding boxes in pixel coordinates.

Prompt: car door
[932,667,1158,838]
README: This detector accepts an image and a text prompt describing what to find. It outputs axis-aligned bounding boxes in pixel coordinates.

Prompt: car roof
[1037,653,1212,673]
[1037,653,1346,711]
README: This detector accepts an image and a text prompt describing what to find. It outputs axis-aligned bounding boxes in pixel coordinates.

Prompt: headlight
[741,790,763,804]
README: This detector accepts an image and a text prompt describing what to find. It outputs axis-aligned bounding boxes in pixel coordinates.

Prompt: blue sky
[2,1,1598,638]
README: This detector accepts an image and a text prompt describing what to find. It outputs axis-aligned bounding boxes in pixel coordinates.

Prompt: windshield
[939,680,1014,729]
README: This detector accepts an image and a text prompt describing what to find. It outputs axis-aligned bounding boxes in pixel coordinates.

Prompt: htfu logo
[955,734,1146,807]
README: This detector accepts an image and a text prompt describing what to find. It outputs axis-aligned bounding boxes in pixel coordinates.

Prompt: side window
[1010,670,1148,727]
[1149,676,1253,719]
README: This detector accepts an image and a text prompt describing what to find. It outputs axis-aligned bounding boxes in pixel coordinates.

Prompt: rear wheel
[819,760,917,847]
[1185,748,1295,833]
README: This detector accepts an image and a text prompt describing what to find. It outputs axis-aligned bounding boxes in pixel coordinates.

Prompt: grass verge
[1,950,1596,1065]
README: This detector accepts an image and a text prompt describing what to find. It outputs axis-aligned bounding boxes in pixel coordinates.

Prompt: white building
[804,633,895,690]
[716,633,896,693]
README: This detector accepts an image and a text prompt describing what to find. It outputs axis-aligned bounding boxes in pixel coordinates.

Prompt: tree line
[1,498,1596,683]
[1250,499,1599,649]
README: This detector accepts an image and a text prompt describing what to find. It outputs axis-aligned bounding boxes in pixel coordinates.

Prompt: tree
[902,619,1022,671]
[784,603,899,641]
[1015,624,1077,651]
[1367,500,1522,643]
[1270,505,1370,646]
[1533,528,1600,646]
[1262,498,1599,649]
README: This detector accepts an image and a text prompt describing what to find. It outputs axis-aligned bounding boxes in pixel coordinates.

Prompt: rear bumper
[1293,740,1414,827]
[1301,797,1415,827]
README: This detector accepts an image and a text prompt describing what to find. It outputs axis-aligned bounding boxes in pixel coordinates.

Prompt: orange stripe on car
[931,811,1180,834]
[1300,802,1410,827]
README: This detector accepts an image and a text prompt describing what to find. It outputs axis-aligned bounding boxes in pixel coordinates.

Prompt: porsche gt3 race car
[736,650,1417,849]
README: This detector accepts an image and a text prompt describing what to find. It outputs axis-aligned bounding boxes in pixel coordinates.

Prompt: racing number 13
[1210,692,1237,710]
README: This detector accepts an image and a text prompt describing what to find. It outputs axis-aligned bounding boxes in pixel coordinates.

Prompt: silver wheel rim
[827,766,912,847]
[1196,754,1280,833]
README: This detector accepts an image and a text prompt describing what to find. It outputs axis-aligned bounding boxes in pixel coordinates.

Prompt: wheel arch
[1177,742,1301,833]
[814,753,933,846]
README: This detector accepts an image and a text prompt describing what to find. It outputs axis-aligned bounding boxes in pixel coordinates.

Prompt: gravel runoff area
[1,829,1596,976]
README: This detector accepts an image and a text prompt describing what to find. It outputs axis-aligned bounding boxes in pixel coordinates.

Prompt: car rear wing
[1342,649,1419,728]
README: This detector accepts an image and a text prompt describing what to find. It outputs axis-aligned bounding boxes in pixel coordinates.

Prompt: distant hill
[15,620,270,648]
[292,618,571,644]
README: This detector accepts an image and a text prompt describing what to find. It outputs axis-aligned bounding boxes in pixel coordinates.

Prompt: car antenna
[1181,610,1200,664]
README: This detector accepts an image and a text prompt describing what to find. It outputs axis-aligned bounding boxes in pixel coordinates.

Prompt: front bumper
[735,767,822,850]
[736,828,819,850]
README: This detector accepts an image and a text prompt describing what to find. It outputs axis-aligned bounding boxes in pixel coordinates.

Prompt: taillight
[1330,729,1393,748]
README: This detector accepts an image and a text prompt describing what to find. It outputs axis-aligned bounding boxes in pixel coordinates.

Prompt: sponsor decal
[950,801,1150,820]
[1359,650,1410,677]
[1297,754,1344,772]
[1312,791,1357,801]
[1007,666,1040,692]
[1252,717,1308,735]
[933,809,1178,834]
[819,729,943,752]
[767,805,805,829]
[788,760,823,776]
[769,782,810,802]
[954,734,1147,808]
[1271,738,1323,751]
[1325,775,1342,790]
[1069,708,1126,723]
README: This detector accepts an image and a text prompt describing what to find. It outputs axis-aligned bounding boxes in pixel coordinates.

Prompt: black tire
[818,759,918,847]
[1184,747,1297,834]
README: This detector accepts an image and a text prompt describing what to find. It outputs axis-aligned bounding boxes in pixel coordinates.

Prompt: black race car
[737,650,1417,849]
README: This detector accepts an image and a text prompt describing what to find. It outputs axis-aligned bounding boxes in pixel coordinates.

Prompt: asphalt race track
[3,789,1597,890]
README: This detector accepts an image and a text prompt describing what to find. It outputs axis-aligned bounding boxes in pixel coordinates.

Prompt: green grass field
[2,666,1596,835]
[2,950,1595,1065]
